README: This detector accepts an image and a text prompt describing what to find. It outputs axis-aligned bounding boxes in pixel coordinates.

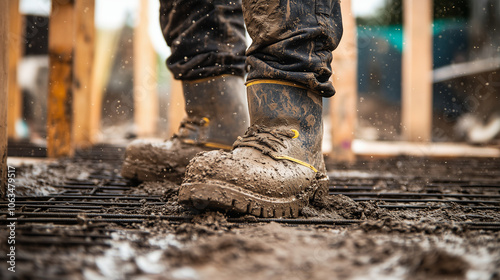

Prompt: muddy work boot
[179,81,329,217]
[121,75,249,183]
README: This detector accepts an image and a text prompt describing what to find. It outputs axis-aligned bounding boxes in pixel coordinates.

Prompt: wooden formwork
[47,0,75,157]
[134,0,160,138]
[330,0,357,163]
[1,0,9,197]
[402,0,433,142]
[7,0,23,140]
[73,0,96,149]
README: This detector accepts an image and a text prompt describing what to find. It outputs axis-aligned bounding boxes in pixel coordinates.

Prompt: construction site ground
[1,145,499,280]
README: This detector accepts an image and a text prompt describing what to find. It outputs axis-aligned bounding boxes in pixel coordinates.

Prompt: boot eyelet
[201,117,210,126]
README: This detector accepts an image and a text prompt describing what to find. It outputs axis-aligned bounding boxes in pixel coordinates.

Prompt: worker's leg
[244,0,343,97]
[179,0,343,217]
[121,0,249,183]
[160,0,246,80]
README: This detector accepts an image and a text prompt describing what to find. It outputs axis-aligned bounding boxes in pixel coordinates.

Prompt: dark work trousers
[159,0,343,98]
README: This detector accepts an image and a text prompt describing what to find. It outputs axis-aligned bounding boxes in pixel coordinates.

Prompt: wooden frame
[7,0,23,140]
[47,0,99,156]
[402,0,433,142]
[73,0,96,148]
[330,0,357,162]
[167,79,185,138]
[1,0,9,196]
[47,0,75,157]
[133,0,159,137]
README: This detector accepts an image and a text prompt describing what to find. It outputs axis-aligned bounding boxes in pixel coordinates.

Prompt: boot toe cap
[183,147,318,199]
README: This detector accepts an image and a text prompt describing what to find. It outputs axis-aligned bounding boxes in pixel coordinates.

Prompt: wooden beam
[72,0,95,148]
[8,157,57,167]
[352,139,500,158]
[47,0,75,157]
[402,0,433,142]
[433,57,500,83]
[89,29,122,143]
[167,78,185,137]
[133,0,159,137]
[329,0,357,162]
[1,0,9,197]
[7,0,22,139]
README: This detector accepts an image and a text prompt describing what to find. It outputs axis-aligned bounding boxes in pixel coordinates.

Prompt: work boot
[121,75,249,183]
[179,81,329,217]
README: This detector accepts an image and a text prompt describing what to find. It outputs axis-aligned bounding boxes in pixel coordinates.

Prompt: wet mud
[1,157,499,279]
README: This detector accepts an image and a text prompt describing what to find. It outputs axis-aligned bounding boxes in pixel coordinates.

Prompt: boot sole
[121,159,183,183]
[179,181,309,218]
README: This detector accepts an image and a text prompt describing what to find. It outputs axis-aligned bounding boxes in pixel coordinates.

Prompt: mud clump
[402,249,469,279]
[175,212,230,240]
[311,194,391,220]
[127,181,179,201]
[122,181,183,216]
[190,211,227,226]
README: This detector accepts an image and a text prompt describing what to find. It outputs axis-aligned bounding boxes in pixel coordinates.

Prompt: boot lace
[233,125,320,173]
[172,117,233,150]
[173,117,210,139]
[233,125,298,156]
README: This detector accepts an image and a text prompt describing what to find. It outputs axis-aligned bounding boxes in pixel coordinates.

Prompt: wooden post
[1,0,9,197]
[329,0,357,162]
[47,0,75,157]
[73,0,95,148]
[7,0,23,139]
[89,29,122,143]
[167,78,186,137]
[134,0,159,137]
[402,0,433,142]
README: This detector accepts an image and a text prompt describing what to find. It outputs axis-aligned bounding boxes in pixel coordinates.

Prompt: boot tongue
[246,81,325,172]
[233,124,321,173]
[234,125,294,152]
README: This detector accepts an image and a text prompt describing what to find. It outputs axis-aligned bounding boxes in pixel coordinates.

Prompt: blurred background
[7,0,500,157]
[352,0,499,144]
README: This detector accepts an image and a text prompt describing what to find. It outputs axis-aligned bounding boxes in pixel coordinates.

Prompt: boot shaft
[181,75,249,146]
[246,81,325,171]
